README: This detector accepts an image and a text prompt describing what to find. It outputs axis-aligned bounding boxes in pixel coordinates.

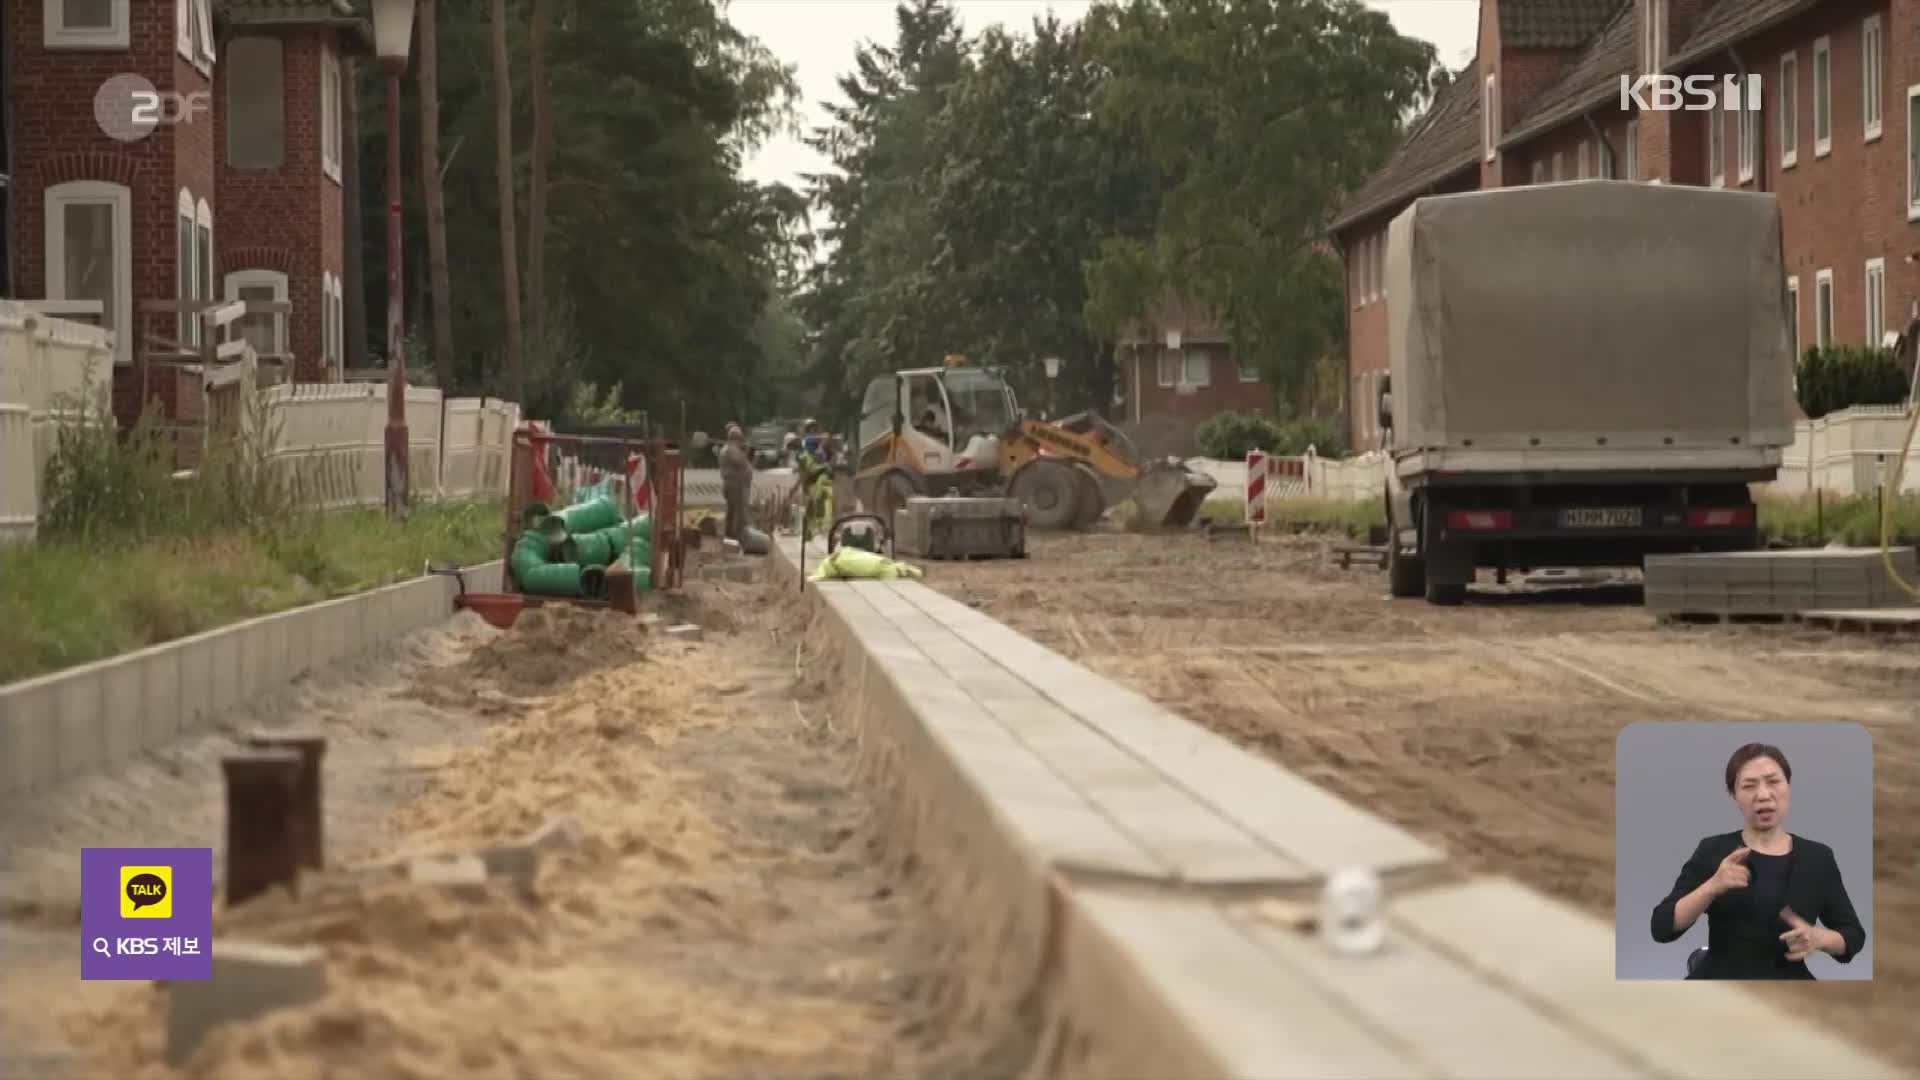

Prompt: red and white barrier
[1244,449,1313,527]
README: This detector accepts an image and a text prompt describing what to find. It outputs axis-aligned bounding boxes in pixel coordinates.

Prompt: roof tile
[1505,0,1634,144]
[1672,0,1822,67]
[1500,0,1625,49]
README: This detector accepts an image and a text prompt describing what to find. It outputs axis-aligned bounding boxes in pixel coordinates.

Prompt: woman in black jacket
[1651,742,1866,979]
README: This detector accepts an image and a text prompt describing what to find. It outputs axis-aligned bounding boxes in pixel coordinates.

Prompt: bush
[1795,345,1908,419]
[1195,412,1347,460]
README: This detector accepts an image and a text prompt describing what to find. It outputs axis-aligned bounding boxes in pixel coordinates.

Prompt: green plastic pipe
[517,562,586,596]
[556,493,623,535]
[627,513,653,544]
[565,530,618,568]
[634,565,652,593]
[510,532,550,587]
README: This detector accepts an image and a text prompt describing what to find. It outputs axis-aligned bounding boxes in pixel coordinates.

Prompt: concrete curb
[0,561,504,800]
[770,538,1901,1079]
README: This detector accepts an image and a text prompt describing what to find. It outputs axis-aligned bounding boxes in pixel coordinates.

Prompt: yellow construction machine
[848,355,1217,529]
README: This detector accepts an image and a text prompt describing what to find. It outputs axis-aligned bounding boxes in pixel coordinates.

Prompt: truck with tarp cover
[1375,181,1795,605]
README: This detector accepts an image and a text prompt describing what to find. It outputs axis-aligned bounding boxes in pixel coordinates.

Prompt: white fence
[0,304,521,543]
[1226,406,1920,509]
[0,302,115,544]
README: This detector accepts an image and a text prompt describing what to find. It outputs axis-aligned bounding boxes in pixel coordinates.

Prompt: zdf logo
[1620,73,1763,113]
[93,73,211,143]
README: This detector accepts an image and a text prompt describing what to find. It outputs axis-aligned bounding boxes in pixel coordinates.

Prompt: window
[1708,110,1725,187]
[1738,97,1758,183]
[1812,36,1831,156]
[1238,357,1259,383]
[1553,152,1564,180]
[177,189,196,348]
[44,0,128,48]
[1599,135,1616,178]
[196,198,213,345]
[1183,349,1211,387]
[1786,276,1800,361]
[1864,16,1884,142]
[1578,141,1590,178]
[329,275,346,373]
[226,270,288,358]
[1867,259,1888,346]
[227,37,285,169]
[1531,160,1545,184]
[1815,269,1834,349]
[1157,349,1178,387]
[321,273,337,372]
[1643,0,1667,75]
[321,48,343,182]
[1483,74,1498,161]
[1626,119,1639,179]
[1780,53,1799,167]
[1909,86,1920,220]
[1373,233,1385,301]
[44,180,133,365]
[176,0,213,71]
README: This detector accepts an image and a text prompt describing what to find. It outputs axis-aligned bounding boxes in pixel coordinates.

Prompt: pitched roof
[1327,70,1481,234]
[1117,292,1230,346]
[1500,0,1626,48]
[1503,0,1634,145]
[1671,0,1823,67]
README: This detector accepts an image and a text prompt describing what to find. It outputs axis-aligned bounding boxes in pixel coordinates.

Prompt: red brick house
[1333,0,1911,450]
[1114,292,1274,425]
[4,0,365,429]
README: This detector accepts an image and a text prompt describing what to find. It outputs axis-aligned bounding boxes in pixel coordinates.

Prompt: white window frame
[1815,268,1834,349]
[1625,119,1639,179]
[1812,36,1832,157]
[1599,135,1616,178]
[1779,52,1798,168]
[1531,160,1545,184]
[176,0,213,73]
[1644,0,1667,75]
[1578,140,1590,178]
[1183,349,1211,388]
[1863,16,1884,142]
[44,0,129,49]
[1156,348,1178,388]
[1738,97,1758,183]
[330,274,346,373]
[320,274,335,371]
[1867,258,1887,346]
[225,269,289,358]
[1237,356,1260,383]
[321,47,343,183]
[195,198,214,350]
[1708,109,1725,187]
[1786,275,1800,360]
[1908,85,1920,220]
[44,180,134,366]
[1483,74,1498,162]
[1553,151,1564,180]
[177,188,197,348]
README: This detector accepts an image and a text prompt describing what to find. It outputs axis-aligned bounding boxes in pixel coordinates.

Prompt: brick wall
[215,30,338,381]
[1118,343,1273,423]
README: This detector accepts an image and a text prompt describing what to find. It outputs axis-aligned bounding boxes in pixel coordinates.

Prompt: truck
[1376,180,1795,605]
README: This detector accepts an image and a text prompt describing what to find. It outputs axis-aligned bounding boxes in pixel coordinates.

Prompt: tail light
[1686,507,1755,528]
[1445,510,1513,531]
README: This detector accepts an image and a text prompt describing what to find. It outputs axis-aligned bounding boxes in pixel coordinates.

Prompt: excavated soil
[1,562,1016,1079]
[925,529,1920,1071]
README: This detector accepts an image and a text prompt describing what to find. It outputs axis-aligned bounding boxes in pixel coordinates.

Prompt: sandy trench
[0,559,1020,1079]
[923,529,1920,1072]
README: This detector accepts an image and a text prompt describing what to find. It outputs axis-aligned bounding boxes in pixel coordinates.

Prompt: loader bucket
[1134,461,1218,528]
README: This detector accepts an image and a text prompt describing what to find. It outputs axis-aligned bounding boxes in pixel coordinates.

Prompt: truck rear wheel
[1388,541,1425,598]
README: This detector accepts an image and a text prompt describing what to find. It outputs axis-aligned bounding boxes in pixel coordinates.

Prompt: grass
[1196,491,1920,547]
[0,499,504,685]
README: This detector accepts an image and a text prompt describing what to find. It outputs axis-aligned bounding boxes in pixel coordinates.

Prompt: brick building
[1114,292,1274,428]
[1333,0,1910,451]
[4,0,365,427]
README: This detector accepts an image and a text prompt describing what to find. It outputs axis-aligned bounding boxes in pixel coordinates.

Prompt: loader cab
[855,364,1020,474]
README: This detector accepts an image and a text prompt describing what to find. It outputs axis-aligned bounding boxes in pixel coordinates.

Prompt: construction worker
[719,423,753,541]
[795,420,834,536]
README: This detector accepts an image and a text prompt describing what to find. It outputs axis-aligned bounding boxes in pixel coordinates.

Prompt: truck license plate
[1561,507,1642,528]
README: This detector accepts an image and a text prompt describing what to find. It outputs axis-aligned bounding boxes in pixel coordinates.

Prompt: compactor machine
[849,355,1216,529]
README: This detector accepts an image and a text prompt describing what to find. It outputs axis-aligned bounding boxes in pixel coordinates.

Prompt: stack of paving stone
[1644,547,1920,618]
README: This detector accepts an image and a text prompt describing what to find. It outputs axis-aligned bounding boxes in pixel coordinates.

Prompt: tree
[526,0,554,361]
[1080,0,1437,403]
[417,0,455,388]
[488,0,525,405]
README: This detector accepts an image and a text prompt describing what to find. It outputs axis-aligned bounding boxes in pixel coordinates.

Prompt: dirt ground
[0,563,1021,1079]
[923,529,1920,1070]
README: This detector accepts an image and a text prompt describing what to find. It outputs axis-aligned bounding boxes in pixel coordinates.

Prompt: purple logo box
[80,847,214,981]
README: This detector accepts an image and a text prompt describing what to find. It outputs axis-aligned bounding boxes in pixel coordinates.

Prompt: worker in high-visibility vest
[796,419,834,536]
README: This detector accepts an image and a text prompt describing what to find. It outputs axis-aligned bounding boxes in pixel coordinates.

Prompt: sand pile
[458,603,649,697]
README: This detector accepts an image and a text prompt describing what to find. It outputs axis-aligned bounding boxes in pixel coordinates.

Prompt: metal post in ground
[222,750,304,907]
[245,732,328,870]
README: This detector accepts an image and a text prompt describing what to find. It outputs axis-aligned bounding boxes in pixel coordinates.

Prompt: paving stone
[524,814,582,851]
[475,844,540,899]
[406,854,489,900]
[665,623,704,642]
[166,942,327,1065]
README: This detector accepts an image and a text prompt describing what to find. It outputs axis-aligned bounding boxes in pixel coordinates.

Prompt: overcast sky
[726,0,1482,192]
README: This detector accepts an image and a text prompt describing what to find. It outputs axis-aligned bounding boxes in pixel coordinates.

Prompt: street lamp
[371,0,418,517]
[1042,355,1061,419]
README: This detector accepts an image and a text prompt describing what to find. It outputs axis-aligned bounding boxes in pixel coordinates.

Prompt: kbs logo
[1620,73,1762,112]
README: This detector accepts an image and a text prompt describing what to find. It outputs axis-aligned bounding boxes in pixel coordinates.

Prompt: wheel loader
[847,355,1217,529]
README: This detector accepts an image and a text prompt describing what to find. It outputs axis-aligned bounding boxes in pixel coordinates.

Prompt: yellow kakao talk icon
[119,865,173,919]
